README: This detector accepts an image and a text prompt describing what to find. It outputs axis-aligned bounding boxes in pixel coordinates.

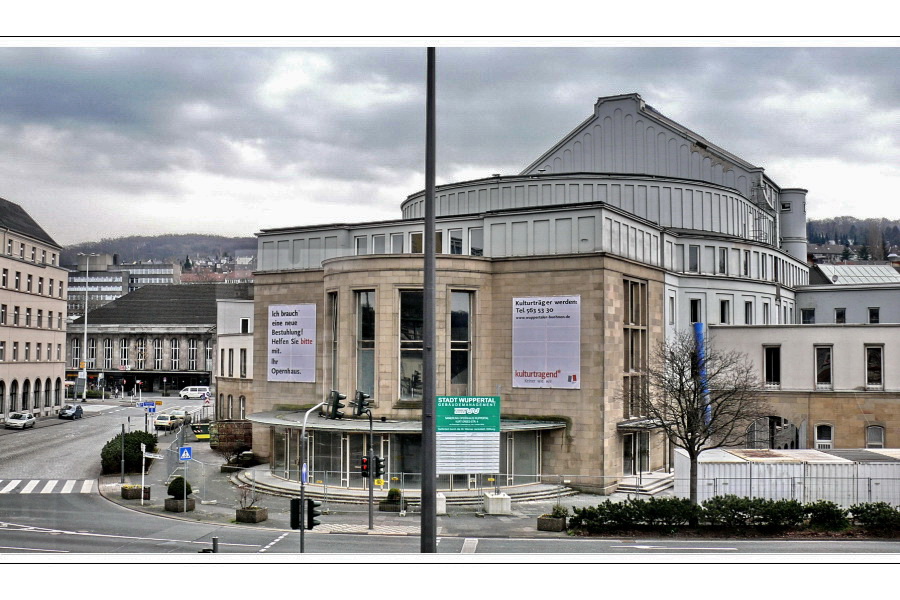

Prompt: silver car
[5,412,36,429]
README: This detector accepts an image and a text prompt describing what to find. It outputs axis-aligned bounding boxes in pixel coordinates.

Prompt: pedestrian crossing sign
[179,447,192,461]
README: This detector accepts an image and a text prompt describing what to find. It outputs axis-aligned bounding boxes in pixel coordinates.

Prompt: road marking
[40,480,58,493]
[61,480,76,494]
[1,480,20,493]
[610,544,738,551]
[80,480,94,494]
[260,532,289,553]
[0,521,261,548]
[461,538,478,553]
[20,480,40,494]
[0,545,68,553]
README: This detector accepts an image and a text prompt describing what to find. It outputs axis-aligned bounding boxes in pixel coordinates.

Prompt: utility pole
[421,46,437,554]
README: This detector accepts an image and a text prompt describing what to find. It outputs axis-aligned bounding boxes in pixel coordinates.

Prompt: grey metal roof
[0,196,60,248]
[816,264,900,285]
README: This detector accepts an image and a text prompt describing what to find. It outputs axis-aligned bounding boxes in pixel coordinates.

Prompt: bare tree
[642,329,769,508]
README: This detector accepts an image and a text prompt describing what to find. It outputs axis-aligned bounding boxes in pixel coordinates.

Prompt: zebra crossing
[0,479,95,494]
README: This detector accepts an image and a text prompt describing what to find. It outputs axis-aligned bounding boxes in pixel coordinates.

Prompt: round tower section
[779,188,808,263]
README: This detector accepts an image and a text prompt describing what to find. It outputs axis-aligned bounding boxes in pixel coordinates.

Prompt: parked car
[58,404,84,420]
[169,409,192,425]
[5,412,36,429]
[154,414,179,431]
[179,386,210,399]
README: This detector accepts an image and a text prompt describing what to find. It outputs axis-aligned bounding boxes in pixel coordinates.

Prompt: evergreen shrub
[805,500,850,530]
[850,502,900,534]
[100,430,158,474]
[167,476,193,498]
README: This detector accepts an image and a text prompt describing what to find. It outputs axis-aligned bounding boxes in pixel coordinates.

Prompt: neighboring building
[66,283,252,394]
[67,255,181,316]
[248,93,810,493]
[796,264,900,325]
[215,297,254,420]
[711,323,900,450]
[808,243,850,264]
[0,197,68,422]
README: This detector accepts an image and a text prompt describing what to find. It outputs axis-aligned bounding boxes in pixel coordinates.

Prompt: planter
[121,486,150,500]
[537,516,567,532]
[236,507,269,523]
[164,497,196,512]
[220,464,243,473]
[378,501,407,512]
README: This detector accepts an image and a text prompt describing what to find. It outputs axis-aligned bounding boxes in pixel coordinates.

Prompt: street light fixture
[78,253,98,403]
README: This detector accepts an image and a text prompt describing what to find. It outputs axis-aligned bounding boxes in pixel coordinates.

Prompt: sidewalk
[98,428,606,538]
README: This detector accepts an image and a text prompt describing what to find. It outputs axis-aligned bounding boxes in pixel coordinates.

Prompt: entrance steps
[615,471,674,496]
[231,469,578,506]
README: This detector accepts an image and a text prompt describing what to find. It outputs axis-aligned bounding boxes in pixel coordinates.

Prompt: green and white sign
[436,396,501,474]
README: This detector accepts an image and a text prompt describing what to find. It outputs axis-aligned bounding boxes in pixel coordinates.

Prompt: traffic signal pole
[299,400,325,554]
[368,409,374,530]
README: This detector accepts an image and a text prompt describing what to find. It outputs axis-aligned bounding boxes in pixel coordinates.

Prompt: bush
[386,488,401,501]
[167,476,193,498]
[702,495,757,528]
[754,499,805,531]
[548,504,570,519]
[640,497,700,528]
[850,502,900,534]
[100,430,158,474]
[805,500,850,530]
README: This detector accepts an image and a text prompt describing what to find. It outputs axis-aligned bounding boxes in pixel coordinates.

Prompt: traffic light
[306,498,322,530]
[290,497,301,530]
[329,390,346,419]
[374,456,385,478]
[353,390,371,416]
[360,456,370,478]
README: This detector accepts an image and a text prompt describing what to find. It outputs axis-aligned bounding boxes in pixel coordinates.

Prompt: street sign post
[178,447,192,513]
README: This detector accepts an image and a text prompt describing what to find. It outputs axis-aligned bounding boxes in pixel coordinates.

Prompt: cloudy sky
[0,43,896,246]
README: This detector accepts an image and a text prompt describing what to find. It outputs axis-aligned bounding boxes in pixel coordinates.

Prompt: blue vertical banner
[693,322,711,424]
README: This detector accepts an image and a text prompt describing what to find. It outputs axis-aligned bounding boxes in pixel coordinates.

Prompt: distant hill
[61,234,257,267]
[807,217,900,247]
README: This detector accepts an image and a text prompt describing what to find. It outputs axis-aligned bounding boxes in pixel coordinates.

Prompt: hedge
[100,430,158,474]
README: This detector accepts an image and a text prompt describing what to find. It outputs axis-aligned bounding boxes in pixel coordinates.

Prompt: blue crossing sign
[178,447,193,461]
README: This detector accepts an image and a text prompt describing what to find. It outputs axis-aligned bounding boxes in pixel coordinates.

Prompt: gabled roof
[73,283,253,326]
[0,196,60,248]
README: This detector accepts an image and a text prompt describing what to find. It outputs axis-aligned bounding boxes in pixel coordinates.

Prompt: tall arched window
[10,380,19,412]
[45,378,52,407]
[55,378,62,405]
[34,379,42,409]
[22,380,31,410]
[0,381,5,414]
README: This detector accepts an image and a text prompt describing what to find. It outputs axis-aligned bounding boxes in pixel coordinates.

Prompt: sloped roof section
[0,196,60,248]
[73,283,253,326]
[816,264,900,285]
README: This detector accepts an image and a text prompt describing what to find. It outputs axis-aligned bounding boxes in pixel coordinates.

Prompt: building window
[103,338,112,369]
[205,340,212,368]
[719,299,730,324]
[120,338,129,367]
[689,298,702,324]
[624,279,648,419]
[868,307,880,324]
[449,229,463,255]
[354,236,368,255]
[220,348,225,377]
[228,348,233,377]
[866,346,883,389]
[36,343,41,362]
[390,233,404,254]
[744,301,753,325]
[815,424,833,450]
[24,342,30,361]
[450,291,473,395]
[153,338,162,369]
[19,242,24,258]
[764,346,781,389]
[240,318,250,334]
[136,338,146,369]
[815,345,832,389]
[14,272,20,290]
[760,256,767,280]
[6,239,11,255]
[239,348,247,378]
[410,232,423,254]
[328,292,339,392]
[717,248,727,274]
[356,291,375,397]
[372,234,385,254]
[0,341,4,361]
[866,426,885,449]
[0,304,5,324]
[1,269,5,287]
[743,250,750,277]
[12,341,18,361]
[25,308,31,327]
[188,339,198,370]
[835,308,846,324]
[399,290,424,401]
[762,302,770,325]
[71,338,80,368]
[170,338,180,370]
[800,308,815,324]
[668,296,675,325]
[469,228,484,257]
[88,338,96,368]
[26,274,32,292]
[688,245,700,273]
[12,306,19,326]
[36,310,42,328]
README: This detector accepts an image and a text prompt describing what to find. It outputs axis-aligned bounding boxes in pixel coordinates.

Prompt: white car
[5,412,36,429]
[169,409,192,425]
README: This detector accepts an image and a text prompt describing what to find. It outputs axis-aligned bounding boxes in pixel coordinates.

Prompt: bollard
[212,537,219,553]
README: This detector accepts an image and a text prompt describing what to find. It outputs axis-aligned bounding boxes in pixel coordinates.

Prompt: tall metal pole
[421,46,437,553]
[299,401,324,554]
[81,255,90,403]
[368,409,374,530]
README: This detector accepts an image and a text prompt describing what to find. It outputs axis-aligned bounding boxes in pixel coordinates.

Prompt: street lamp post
[79,253,97,402]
